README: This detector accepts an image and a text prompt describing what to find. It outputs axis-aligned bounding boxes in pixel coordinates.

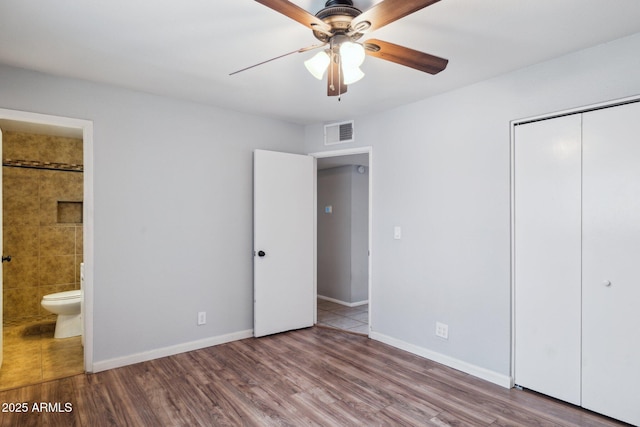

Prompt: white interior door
[253,150,315,337]
[513,114,582,405]
[581,102,640,426]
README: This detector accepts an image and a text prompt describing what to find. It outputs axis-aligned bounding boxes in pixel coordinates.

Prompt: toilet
[41,290,82,339]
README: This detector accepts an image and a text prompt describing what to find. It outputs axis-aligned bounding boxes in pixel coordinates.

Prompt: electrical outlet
[435,322,448,339]
[197,311,206,326]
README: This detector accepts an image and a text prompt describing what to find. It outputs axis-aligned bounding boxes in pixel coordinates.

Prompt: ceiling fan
[231,0,449,97]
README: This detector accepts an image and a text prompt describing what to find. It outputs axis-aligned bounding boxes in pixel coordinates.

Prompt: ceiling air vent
[324,120,354,145]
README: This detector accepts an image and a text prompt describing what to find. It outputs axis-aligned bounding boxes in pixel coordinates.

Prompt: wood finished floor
[0,317,84,391]
[0,327,630,426]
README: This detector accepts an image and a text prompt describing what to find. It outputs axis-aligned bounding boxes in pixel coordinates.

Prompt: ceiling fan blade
[229,44,326,76]
[351,0,441,33]
[364,39,448,75]
[327,53,347,97]
[255,0,332,35]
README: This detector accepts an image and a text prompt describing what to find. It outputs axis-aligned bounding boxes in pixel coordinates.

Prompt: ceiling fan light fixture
[242,0,450,97]
[339,41,365,67]
[304,51,331,80]
[342,65,365,85]
[339,41,365,85]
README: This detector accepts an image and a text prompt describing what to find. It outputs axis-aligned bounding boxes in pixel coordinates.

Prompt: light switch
[394,226,402,240]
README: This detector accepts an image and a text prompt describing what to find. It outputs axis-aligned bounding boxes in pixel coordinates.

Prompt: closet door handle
[1,255,11,263]
[602,280,612,287]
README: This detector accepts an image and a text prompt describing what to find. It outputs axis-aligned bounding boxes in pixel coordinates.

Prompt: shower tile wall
[2,132,83,323]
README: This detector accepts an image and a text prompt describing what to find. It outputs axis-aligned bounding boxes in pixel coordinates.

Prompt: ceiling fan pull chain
[330,50,335,92]
[338,51,343,101]
[338,54,342,101]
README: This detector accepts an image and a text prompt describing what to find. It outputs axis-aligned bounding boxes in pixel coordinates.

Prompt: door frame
[0,108,94,372]
[310,146,372,334]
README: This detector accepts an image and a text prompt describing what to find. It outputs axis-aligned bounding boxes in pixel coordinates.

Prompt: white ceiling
[1,0,640,125]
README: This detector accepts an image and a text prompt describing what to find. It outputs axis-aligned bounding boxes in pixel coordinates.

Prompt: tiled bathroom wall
[2,131,83,323]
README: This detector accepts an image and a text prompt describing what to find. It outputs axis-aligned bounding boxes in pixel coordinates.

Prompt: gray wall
[317,166,351,302]
[317,165,369,304]
[0,64,304,364]
[305,33,640,379]
[350,165,369,302]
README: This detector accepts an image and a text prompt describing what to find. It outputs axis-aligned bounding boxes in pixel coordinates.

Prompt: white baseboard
[370,331,513,389]
[90,328,513,390]
[91,329,253,373]
[317,295,368,307]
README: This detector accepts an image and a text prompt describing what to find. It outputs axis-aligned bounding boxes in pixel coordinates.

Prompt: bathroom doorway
[313,148,371,335]
[0,110,93,390]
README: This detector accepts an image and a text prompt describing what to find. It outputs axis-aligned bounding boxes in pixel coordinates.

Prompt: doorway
[312,148,371,335]
[0,109,93,389]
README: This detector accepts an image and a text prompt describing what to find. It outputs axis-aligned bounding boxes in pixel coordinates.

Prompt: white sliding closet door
[581,102,640,426]
[513,114,582,405]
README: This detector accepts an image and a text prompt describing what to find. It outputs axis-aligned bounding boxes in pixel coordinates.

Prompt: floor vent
[324,120,354,145]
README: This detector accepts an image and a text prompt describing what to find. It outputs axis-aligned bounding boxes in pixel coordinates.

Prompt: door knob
[1,255,11,263]
[257,250,266,257]
[602,280,612,287]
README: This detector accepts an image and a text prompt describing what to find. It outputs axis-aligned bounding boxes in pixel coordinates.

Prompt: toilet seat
[43,290,81,301]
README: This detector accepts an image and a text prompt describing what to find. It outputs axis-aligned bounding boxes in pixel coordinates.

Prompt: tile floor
[317,298,369,335]
[0,316,84,391]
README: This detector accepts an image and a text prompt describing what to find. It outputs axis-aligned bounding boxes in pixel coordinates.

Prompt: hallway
[317,299,368,334]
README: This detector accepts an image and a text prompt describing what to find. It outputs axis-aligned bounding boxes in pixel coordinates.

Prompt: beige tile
[317,300,343,311]
[2,168,40,227]
[333,306,363,316]
[2,196,40,227]
[322,316,365,330]
[39,226,76,256]
[75,226,83,254]
[2,164,39,188]
[2,255,39,289]
[346,323,369,334]
[42,336,84,380]
[3,226,39,256]
[3,132,84,327]
[0,353,43,389]
[3,321,47,341]
[38,198,59,225]
[39,170,83,200]
[317,298,369,335]
[38,135,83,165]
[3,287,40,319]
[39,255,75,286]
[317,311,344,324]
[2,131,40,160]
[350,311,369,323]
[3,131,82,165]
[39,172,83,226]
[0,319,83,391]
